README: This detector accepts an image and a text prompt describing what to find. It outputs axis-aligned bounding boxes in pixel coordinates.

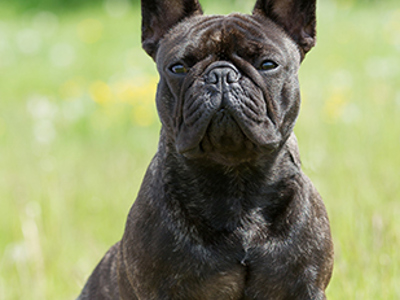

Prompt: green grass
[0,1,399,299]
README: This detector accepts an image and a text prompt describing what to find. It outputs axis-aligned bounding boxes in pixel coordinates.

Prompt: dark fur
[78,0,334,299]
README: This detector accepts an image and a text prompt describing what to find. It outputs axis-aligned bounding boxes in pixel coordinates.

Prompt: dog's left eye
[259,60,278,71]
[170,64,188,74]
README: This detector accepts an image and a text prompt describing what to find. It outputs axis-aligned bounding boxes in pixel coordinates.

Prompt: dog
[77,0,334,299]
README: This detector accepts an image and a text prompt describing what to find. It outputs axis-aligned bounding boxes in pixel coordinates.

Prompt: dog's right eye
[170,64,188,74]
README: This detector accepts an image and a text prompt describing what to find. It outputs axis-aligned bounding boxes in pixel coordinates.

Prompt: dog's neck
[151,130,302,233]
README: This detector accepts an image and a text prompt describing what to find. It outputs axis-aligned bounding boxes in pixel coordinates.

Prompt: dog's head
[141,0,316,165]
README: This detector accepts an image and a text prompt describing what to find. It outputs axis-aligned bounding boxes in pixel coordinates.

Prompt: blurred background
[0,0,399,299]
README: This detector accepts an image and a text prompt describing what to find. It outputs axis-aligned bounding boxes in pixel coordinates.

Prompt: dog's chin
[182,146,255,166]
[177,111,280,166]
[179,137,280,166]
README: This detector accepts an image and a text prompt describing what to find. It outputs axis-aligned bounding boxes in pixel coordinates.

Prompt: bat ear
[141,0,203,59]
[253,0,317,57]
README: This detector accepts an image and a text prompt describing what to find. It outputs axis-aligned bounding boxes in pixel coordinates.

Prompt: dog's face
[142,0,317,165]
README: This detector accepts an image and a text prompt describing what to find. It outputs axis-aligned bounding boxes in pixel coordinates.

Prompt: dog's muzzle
[201,62,247,152]
[176,61,280,162]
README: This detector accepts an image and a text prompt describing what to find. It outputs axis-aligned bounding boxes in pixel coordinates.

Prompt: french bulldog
[78,0,334,299]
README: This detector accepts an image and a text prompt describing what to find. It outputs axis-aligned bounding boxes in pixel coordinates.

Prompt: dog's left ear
[253,0,316,57]
[141,0,203,59]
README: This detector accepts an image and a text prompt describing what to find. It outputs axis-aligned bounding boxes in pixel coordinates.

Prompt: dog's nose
[206,65,240,85]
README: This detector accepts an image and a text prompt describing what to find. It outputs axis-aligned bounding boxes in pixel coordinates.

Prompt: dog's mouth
[175,63,281,164]
[204,108,247,152]
[198,108,255,162]
[177,106,278,165]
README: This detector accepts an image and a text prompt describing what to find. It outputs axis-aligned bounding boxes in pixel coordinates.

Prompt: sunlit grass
[0,1,399,299]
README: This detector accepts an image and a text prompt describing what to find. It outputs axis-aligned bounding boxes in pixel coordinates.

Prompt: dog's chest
[165,211,272,299]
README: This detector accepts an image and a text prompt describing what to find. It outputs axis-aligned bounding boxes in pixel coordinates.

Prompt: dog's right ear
[141,0,203,59]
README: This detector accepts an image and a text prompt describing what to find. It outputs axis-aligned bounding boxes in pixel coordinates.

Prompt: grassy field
[0,1,399,299]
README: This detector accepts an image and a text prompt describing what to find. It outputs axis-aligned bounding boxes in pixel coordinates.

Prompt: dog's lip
[176,103,282,152]
[176,106,282,157]
[178,144,203,158]
[178,138,280,166]
[176,104,278,154]
[176,121,281,157]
